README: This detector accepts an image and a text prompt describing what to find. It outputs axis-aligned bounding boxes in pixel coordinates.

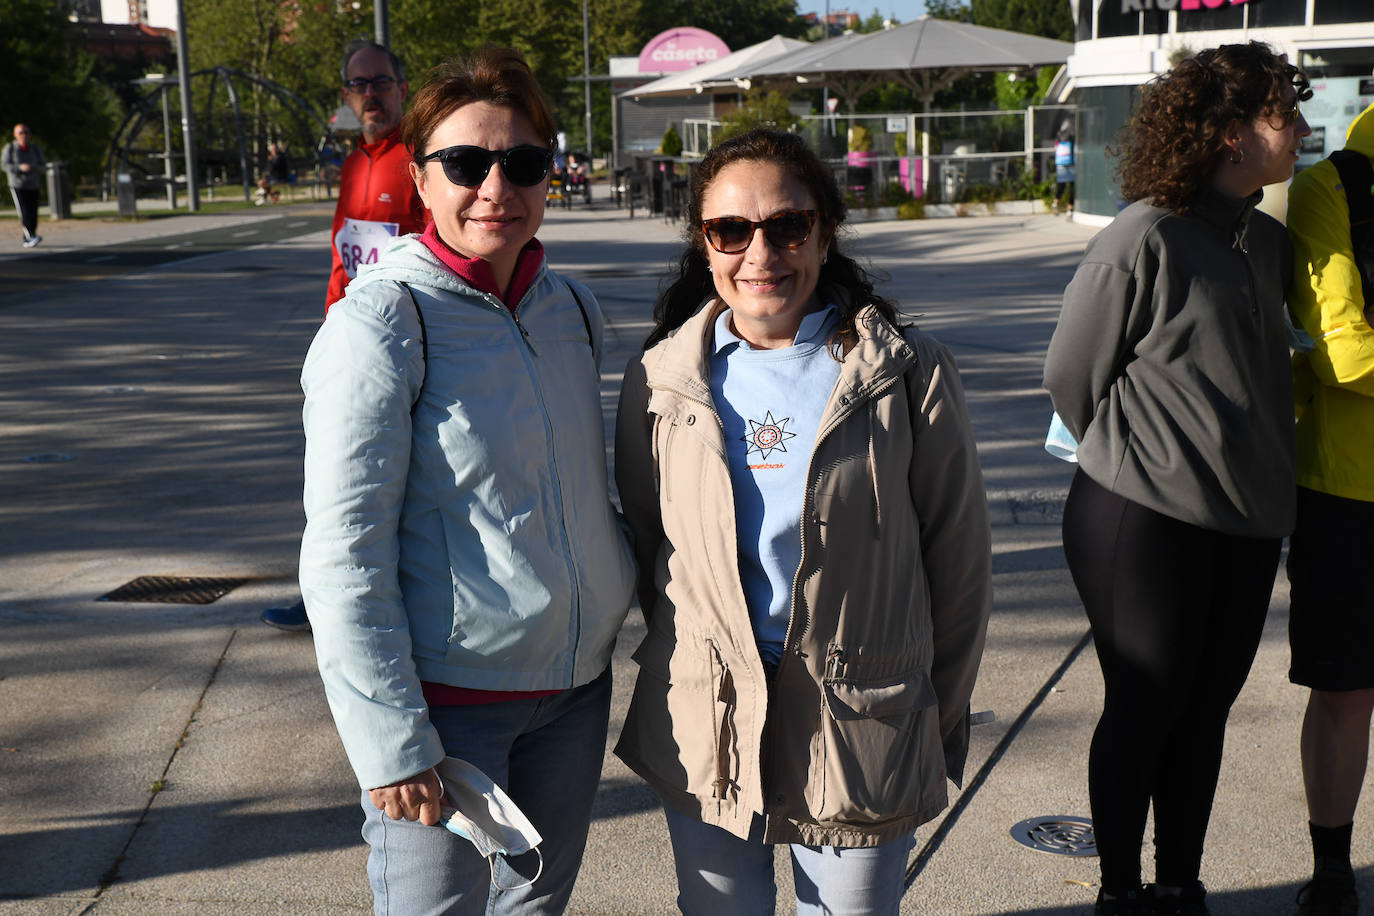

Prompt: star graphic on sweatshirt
[742,411,796,461]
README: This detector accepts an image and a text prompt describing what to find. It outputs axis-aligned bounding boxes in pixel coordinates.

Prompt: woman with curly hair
[1044,41,1310,916]
[615,128,991,913]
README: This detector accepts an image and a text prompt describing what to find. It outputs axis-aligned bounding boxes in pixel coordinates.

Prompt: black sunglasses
[417,145,554,188]
[343,75,396,93]
[701,209,818,254]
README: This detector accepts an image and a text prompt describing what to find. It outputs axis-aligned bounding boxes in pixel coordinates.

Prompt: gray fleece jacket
[1043,186,1295,538]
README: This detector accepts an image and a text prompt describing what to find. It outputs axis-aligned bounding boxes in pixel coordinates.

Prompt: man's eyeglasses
[417,145,554,188]
[343,75,397,94]
[701,209,818,254]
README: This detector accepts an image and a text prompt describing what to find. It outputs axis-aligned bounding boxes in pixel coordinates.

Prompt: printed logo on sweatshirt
[742,410,795,467]
[379,192,393,203]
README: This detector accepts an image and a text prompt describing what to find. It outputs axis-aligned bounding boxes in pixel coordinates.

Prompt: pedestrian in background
[259,39,428,633]
[1044,41,1311,916]
[254,141,290,204]
[615,128,991,915]
[299,45,635,914]
[3,123,45,248]
[1052,118,1075,217]
[1285,96,1374,916]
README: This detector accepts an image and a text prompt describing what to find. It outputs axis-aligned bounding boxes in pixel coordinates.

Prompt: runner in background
[325,40,428,309]
[262,39,428,632]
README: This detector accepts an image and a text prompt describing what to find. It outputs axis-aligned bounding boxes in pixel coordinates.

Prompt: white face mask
[434,756,544,890]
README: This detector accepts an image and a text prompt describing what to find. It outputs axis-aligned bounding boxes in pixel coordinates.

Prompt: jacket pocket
[814,663,938,825]
[623,628,740,802]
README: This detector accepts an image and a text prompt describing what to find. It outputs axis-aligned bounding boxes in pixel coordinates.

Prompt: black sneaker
[1095,887,1152,915]
[1150,881,1210,916]
[1295,872,1358,916]
[261,598,311,632]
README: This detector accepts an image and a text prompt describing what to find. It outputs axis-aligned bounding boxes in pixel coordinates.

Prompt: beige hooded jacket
[613,300,992,847]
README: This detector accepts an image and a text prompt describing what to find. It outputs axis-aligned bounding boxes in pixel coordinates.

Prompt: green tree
[641,0,807,48]
[971,0,1072,41]
[925,0,973,23]
[858,8,891,32]
[0,0,120,182]
[716,90,798,143]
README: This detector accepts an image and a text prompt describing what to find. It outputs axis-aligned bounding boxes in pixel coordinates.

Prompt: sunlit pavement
[0,197,1363,915]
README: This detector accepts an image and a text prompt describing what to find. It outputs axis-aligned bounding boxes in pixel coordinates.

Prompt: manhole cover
[98,575,248,605]
[1010,816,1097,856]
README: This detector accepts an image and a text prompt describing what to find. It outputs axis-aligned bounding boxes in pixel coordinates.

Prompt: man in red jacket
[325,40,429,309]
[263,40,428,631]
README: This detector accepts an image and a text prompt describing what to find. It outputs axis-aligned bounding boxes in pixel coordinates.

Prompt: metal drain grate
[1009,816,1097,856]
[98,575,247,605]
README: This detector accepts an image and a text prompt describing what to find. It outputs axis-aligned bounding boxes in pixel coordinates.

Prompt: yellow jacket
[1289,101,1374,502]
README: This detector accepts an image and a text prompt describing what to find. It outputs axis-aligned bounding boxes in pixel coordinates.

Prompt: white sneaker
[22,235,41,248]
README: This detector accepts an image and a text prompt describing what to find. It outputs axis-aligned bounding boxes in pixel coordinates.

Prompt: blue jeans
[662,805,916,916]
[361,666,612,916]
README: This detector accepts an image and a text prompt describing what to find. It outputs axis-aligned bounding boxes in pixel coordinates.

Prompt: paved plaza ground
[0,197,1368,914]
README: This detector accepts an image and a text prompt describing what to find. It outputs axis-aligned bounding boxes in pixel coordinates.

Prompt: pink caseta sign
[637,28,731,73]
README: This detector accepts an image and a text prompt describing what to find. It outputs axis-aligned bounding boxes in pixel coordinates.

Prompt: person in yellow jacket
[1286,97,1374,916]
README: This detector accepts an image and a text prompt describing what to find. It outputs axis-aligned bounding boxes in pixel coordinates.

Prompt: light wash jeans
[361,666,612,916]
[663,805,916,916]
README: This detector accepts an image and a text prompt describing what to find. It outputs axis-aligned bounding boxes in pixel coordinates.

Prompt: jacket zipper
[1232,218,1259,318]
[500,285,582,681]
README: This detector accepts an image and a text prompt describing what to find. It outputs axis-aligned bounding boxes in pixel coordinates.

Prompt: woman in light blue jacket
[299,46,635,914]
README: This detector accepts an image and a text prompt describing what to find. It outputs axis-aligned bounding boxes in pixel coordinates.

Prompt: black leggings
[1061,470,1281,892]
[10,187,38,238]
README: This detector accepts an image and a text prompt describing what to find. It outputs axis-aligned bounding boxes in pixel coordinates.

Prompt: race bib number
[335,218,400,278]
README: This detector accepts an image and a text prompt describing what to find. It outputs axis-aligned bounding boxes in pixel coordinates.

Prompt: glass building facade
[1065,0,1373,220]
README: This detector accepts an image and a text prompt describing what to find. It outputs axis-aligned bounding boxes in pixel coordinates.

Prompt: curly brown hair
[1116,41,1310,212]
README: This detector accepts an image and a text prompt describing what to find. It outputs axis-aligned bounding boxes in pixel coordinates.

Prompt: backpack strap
[1329,149,1374,302]
[564,278,594,352]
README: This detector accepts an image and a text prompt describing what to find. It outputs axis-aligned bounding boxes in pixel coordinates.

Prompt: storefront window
[1246,0,1306,27]
[1072,84,1139,218]
[1314,0,1370,25]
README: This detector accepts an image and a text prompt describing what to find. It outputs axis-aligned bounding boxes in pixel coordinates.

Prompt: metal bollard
[116,173,137,218]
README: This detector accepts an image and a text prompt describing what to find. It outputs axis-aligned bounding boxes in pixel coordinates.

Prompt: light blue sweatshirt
[709,305,841,665]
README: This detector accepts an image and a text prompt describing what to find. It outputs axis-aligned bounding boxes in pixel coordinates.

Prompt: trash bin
[116,173,137,218]
[46,161,72,220]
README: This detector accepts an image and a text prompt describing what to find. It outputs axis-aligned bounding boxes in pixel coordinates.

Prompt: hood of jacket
[345,233,547,304]
[1346,100,1374,158]
[641,296,917,402]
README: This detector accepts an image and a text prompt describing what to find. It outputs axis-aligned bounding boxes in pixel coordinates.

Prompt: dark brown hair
[645,128,897,351]
[402,45,557,161]
[1116,41,1309,212]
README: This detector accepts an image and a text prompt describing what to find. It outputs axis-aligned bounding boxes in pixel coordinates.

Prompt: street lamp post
[582,0,593,161]
[375,0,389,48]
[174,0,200,211]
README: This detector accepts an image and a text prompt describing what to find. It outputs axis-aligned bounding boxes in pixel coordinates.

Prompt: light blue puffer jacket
[299,235,636,790]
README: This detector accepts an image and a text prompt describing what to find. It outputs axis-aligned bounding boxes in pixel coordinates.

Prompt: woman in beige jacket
[613,129,992,914]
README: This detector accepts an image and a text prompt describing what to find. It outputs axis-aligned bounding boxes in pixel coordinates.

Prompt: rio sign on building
[1119,0,1248,8]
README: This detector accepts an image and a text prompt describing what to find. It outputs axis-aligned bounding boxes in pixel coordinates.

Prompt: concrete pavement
[0,198,1367,915]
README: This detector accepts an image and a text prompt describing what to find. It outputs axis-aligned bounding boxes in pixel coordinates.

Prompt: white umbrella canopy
[742,17,1073,110]
[618,35,812,99]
